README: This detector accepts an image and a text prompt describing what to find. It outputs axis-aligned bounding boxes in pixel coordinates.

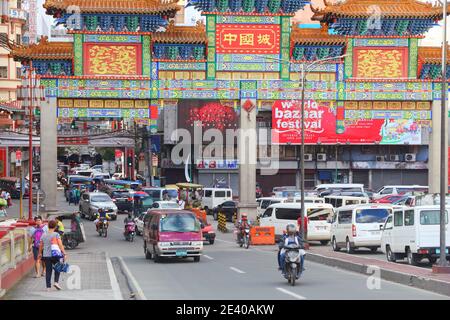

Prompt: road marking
[229,266,246,274]
[105,254,123,301]
[203,255,214,260]
[118,256,147,300]
[276,287,306,300]
[215,238,235,245]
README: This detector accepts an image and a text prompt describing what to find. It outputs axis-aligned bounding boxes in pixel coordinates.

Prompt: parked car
[259,202,334,244]
[371,195,407,204]
[381,205,450,265]
[79,192,118,220]
[372,185,428,200]
[151,201,181,210]
[109,190,133,213]
[142,210,203,262]
[330,204,392,254]
[212,201,238,222]
[202,188,233,214]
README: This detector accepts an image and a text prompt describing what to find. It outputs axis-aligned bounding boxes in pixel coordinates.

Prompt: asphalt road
[7,192,449,300]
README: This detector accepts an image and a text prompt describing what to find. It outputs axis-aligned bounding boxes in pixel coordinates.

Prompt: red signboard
[16,150,22,160]
[115,149,123,159]
[0,148,7,177]
[272,100,421,145]
[216,24,280,54]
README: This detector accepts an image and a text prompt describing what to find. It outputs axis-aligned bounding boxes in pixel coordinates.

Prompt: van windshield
[356,209,390,223]
[307,208,333,221]
[275,209,300,220]
[160,214,200,232]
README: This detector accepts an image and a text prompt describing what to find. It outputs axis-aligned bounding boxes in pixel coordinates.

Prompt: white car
[151,201,182,210]
[330,204,392,253]
[79,192,118,220]
[373,185,428,200]
[134,213,146,235]
[381,205,450,265]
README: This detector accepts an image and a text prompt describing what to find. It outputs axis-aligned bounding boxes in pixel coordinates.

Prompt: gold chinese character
[223,33,238,45]
[239,34,254,46]
[257,34,272,46]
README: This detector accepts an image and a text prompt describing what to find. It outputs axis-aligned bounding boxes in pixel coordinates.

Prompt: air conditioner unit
[304,154,313,161]
[405,153,416,162]
[317,153,327,162]
[376,155,384,162]
[390,155,400,162]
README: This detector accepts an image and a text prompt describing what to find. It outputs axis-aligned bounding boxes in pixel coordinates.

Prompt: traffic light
[127,156,133,167]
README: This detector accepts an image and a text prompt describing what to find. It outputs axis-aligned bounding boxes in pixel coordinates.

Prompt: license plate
[436,249,449,254]
[316,226,327,230]
[176,250,187,257]
[371,231,380,235]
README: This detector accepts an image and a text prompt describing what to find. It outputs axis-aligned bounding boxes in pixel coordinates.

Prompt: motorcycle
[237,227,250,249]
[97,219,108,238]
[282,244,305,286]
[124,221,136,242]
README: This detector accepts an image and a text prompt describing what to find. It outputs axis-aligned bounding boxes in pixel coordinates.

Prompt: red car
[371,195,405,204]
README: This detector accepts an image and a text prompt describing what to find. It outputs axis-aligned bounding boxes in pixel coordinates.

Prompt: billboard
[216,24,280,54]
[272,100,422,145]
[177,100,239,134]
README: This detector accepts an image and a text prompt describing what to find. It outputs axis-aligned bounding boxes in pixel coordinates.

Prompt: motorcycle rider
[94,208,110,232]
[123,213,135,234]
[236,212,251,243]
[278,224,305,276]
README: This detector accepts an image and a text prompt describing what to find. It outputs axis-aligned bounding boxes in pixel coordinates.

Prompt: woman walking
[38,220,67,291]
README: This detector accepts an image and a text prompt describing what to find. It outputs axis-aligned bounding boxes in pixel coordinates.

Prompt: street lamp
[257,53,347,241]
[17,63,45,222]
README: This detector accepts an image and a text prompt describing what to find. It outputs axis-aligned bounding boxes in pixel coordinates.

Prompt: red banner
[0,148,6,177]
[272,100,397,145]
[216,24,280,54]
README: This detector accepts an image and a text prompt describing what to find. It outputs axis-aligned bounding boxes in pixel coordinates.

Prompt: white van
[202,188,233,213]
[330,204,392,253]
[259,202,334,244]
[289,197,325,204]
[373,185,428,200]
[324,195,369,209]
[256,197,285,216]
[381,205,450,265]
[143,187,179,202]
[314,183,364,193]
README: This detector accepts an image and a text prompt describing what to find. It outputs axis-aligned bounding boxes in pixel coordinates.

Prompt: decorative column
[238,98,258,221]
[40,97,58,213]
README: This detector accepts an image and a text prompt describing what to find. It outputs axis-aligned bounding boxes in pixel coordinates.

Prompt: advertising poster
[272,100,421,145]
[0,148,7,177]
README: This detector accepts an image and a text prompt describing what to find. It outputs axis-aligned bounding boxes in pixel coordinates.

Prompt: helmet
[286,224,296,235]
[98,208,104,214]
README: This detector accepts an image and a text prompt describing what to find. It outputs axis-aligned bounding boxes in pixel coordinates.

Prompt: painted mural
[84,44,141,76]
[354,48,408,79]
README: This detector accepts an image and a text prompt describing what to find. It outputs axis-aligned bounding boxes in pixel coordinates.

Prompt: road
[6,192,449,300]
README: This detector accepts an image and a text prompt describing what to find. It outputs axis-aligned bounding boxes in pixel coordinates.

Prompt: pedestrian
[28,216,48,278]
[38,220,67,291]
[4,190,11,207]
[74,186,81,205]
[55,216,65,235]
[68,187,75,205]
[297,214,308,241]
[0,199,7,218]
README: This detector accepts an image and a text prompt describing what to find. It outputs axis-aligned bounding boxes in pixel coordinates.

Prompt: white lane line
[215,238,236,245]
[276,287,306,300]
[105,254,123,300]
[118,256,147,300]
[229,266,246,274]
[203,255,214,260]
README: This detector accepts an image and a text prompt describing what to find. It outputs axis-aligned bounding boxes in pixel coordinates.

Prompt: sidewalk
[307,245,450,296]
[3,252,123,300]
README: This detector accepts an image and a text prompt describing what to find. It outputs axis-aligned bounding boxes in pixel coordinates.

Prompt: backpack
[33,226,45,248]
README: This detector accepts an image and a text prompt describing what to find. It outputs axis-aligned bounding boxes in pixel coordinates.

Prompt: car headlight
[158,242,171,247]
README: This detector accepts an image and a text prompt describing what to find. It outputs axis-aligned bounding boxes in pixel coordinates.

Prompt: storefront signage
[196,159,239,170]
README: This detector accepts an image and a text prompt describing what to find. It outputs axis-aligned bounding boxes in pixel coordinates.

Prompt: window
[222,201,235,207]
[394,210,403,227]
[275,208,300,220]
[380,188,393,195]
[307,208,333,221]
[0,67,7,78]
[355,209,389,223]
[215,191,226,197]
[404,210,414,226]
[159,213,200,232]
[384,216,393,230]
[420,210,448,225]
[335,198,343,207]
[227,191,231,197]
[262,208,272,218]
[261,200,271,209]
[204,190,212,197]
[17,0,22,9]
[16,67,21,79]
[338,211,352,224]
[346,200,359,205]
[16,34,21,45]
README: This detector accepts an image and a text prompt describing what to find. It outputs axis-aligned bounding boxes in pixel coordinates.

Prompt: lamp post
[435,0,450,272]
[257,53,347,241]
[17,63,45,222]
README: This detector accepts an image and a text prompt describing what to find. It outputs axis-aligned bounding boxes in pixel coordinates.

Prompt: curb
[307,252,450,297]
[116,256,147,300]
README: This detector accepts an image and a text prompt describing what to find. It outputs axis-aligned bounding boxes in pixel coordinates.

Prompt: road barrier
[217,212,228,233]
[0,220,34,297]
[250,226,275,245]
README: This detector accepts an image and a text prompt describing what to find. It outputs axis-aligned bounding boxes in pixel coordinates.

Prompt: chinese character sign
[84,44,142,75]
[354,48,408,79]
[216,24,280,54]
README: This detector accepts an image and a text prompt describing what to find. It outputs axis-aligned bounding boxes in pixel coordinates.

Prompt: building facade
[10,0,450,202]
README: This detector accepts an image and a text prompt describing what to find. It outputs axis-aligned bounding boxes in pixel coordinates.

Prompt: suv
[109,190,133,213]
[79,192,118,220]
